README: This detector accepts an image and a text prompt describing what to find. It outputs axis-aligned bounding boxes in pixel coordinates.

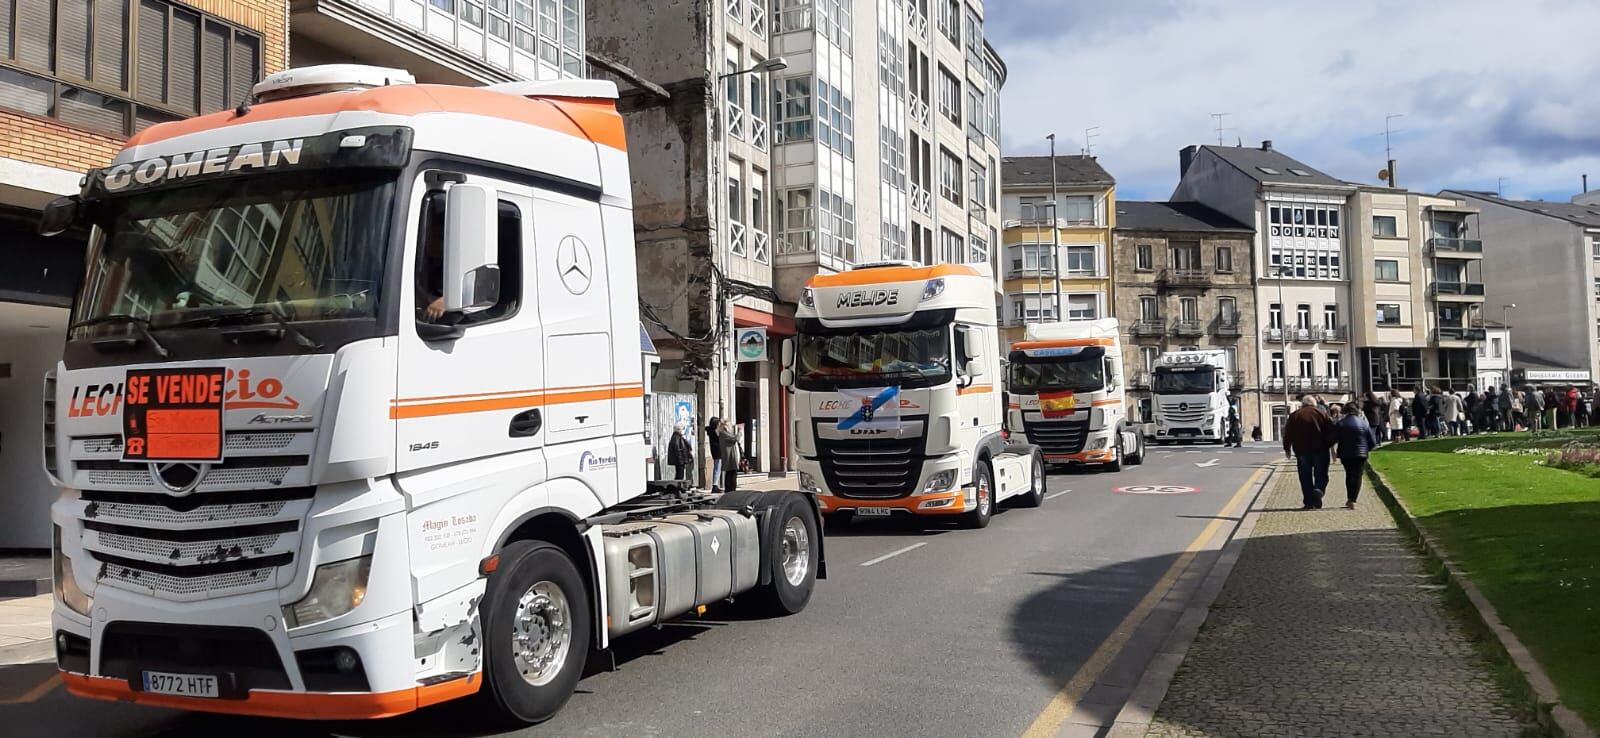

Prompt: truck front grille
[1023,417,1091,455]
[812,422,927,499]
[1158,402,1208,423]
[75,456,308,493]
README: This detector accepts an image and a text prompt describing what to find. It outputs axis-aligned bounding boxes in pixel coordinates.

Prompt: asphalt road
[0,444,1274,738]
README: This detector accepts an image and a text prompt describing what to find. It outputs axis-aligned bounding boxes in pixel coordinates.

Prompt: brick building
[0,0,288,548]
[1112,200,1258,433]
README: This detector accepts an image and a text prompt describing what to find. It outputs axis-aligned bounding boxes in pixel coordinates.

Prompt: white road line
[1248,451,1265,454]
[859,542,929,567]
[1046,489,1073,501]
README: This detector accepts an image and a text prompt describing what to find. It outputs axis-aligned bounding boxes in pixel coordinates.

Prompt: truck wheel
[960,463,994,528]
[1106,435,1124,472]
[480,541,591,725]
[1014,452,1045,508]
[751,494,820,615]
[1127,432,1146,466]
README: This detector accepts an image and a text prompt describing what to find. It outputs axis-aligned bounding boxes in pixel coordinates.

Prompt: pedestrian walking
[1465,388,1482,433]
[1496,386,1513,431]
[1426,387,1445,438]
[1226,401,1244,447]
[1411,389,1430,439]
[1334,402,1382,509]
[1565,386,1581,429]
[1362,391,1383,429]
[667,427,694,483]
[1387,392,1406,442]
[1442,389,1463,436]
[1282,396,1336,510]
[705,417,724,492]
[1526,388,1545,432]
[717,420,741,493]
[1542,388,1559,430]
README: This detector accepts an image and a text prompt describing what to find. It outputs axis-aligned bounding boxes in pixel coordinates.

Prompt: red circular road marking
[1114,484,1200,495]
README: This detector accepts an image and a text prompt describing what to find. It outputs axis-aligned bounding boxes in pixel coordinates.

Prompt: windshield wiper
[70,315,172,359]
[170,306,323,351]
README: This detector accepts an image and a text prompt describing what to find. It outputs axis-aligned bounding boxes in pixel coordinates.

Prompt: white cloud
[989,0,1600,201]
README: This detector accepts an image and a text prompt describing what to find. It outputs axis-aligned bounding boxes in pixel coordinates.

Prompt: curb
[1103,463,1278,738]
[1366,464,1594,738]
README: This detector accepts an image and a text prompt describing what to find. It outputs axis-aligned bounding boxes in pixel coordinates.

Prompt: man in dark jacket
[1282,396,1336,510]
[1411,389,1430,438]
[667,427,694,482]
[1496,386,1513,431]
[1333,402,1382,509]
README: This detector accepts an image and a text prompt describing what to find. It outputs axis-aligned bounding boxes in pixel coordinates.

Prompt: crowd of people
[1349,384,1595,441]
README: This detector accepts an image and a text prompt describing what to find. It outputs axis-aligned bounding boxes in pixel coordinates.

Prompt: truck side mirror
[780,368,795,387]
[961,327,985,362]
[444,183,500,314]
[965,360,985,378]
[39,195,82,237]
[781,338,794,367]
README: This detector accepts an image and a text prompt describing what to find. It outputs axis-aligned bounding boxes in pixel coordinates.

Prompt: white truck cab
[782,262,1045,528]
[1151,349,1232,444]
[40,65,822,725]
[1005,319,1143,470]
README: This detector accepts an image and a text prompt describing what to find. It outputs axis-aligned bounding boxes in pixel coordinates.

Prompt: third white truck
[1150,349,1232,444]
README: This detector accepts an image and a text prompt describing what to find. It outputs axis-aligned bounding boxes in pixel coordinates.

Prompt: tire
[1126,430,1146,466]
[1106,434,1124,472]
[750,493,821,616]
[480,541,592,725]
[960,463,995,528]
[1014,452,1045,508]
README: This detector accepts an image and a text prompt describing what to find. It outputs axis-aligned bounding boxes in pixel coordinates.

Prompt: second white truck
[1005,319,1143,471]
[1150,350,1232,444]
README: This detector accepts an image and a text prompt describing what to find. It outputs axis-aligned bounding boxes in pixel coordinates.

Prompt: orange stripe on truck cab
[1010,337,1117,350]
[390,383,644,419]
[126,84,626,151]
[806,263,979,288]
[61,670,480,720]
[957,384,994,396]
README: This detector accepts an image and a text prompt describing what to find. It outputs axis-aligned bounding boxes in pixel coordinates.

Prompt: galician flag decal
[837,386,901,431]
[1039,390,1077,419]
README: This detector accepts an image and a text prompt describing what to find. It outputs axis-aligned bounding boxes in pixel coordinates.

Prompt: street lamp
[1501,303,1517,390]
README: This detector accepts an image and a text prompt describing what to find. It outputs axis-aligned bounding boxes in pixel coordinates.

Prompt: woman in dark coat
[667,427,693,482]
[705,417,724,492]
[1334,402,1382,509]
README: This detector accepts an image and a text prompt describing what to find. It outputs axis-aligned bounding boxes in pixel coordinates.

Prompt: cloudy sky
[986,0,1600,203]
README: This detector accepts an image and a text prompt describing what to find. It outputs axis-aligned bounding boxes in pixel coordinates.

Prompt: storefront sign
[737,327,768,362]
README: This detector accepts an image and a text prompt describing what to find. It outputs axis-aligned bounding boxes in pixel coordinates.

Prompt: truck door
[394,175,546,479]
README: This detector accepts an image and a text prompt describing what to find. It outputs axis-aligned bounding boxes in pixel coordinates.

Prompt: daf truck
[1005,318,1144,470]
[1151,349,1232,443]
[39,65,823,724]
[781,262,1046,529]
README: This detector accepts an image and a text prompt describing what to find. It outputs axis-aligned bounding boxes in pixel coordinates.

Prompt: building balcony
[1172,320,1204,337]
[1262,327,1321,343]
[1435,326,1487,343]
[728,220,748,257]
[1426,237,1484,256]
[1313,375,1353,393]
[1231,371,1247,389]
[1263,376,1286,392]
[910,183,933,216]
[1131,320,1167,337]
[1129,371,1151,390]
[1429,281,1486,299]
[1212,318,1243,337]
[1287,377,1314,392]
[1006,265,1058,280]
[1156,268,1209,287]
[1320,326,1348,343]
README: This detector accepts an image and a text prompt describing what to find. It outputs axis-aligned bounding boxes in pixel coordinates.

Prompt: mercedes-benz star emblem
[1179,402,1190,412]
[557,236,592,295]
[150,462,209,496]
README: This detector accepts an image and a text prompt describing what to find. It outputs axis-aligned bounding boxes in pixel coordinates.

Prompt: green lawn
[1370,428,1600,729]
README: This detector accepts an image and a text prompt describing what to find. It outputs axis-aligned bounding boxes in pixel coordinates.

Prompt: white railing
[750,115,768,150]
[726,0,741,24]
[728,219,748,257]
[748,0,766,36]
[908,3,928,39]
[910,183,932,215]
[752,228,770,263]
[909,96,930,127]
[726,101,745,141]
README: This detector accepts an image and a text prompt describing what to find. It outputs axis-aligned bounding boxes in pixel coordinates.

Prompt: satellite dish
[1378,169,1391,182]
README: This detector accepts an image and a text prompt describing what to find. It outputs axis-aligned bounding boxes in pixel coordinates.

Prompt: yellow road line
[1020,464,1270,738]
[0,672,61,704]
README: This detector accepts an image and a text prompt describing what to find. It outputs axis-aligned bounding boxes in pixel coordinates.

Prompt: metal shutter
[0,0,12,60]
[15,0,53,69]
[135,0,164,102]
[95,0,129,90]
[58,86,127,135]
[199,21,226,111]
[59,0,91,80]
[230,33,257,105]
[168,7,197,111]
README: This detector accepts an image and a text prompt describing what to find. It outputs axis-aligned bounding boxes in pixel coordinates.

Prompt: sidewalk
[1143,462,1531,737]
[0,594,53,666]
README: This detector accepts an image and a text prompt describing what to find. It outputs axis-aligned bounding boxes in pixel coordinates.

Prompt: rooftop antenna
[1082,126,1100,157]
[1210,113,1232,146]
[1378,113,1404,188]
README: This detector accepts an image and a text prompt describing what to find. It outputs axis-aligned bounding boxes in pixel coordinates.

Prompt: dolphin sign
[837,386,901,431]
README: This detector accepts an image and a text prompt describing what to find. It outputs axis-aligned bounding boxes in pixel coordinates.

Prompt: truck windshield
[795,325,951,390]
[72,171,395,339]
[1153,368,1217,394]
[1009,357,1105,394]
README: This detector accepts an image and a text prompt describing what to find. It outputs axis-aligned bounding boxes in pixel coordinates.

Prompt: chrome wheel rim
[978,476,991,516]
[780,516,811,586]
[1033,459,1044,495]
[511,580,571,686]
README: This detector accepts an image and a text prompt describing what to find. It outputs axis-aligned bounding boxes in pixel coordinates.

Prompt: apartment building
[588,0,1006,475]
[1112,201,1257,431]
[1172,142,1356,440]
[0,0,289,548]
[1349,187,1486,393]
[1477,322,1511,391]
[1442,190,1600,387]
[997,154,1114,347]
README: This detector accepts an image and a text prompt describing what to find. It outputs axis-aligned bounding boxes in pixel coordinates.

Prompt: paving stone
[1144,462,1531,738]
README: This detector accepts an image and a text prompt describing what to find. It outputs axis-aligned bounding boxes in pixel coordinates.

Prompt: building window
[939,228,963,263]
[1271,351,1284,378]
[1591,236,1600,259]
[777,186,815,255]
[881,220,908,261]
[937,65,961,125]
[1298,352,1314,377]
[1170,242,1201,272]
[1323,305,1338,331]
[939,147,962,204]
[1141,346,1159,373]
[774,77,814,143]
[1018,195,1048,221]
[1219,296,1237,324]
[1374,258,1399,282]
[1179,296,1198,322]
[773,0,812,34]
[1009,243,1054,273]
[816,78,854,156]
[727,165,743,228]
[1064,243,1096,276]
[1139,295,1160,322]
[1267,202,1342,279]
[816,0,851,47]
[968,157,987,211]
[1135,243,1153,271]
[1215,245,1234,273]
[818,188,856,264]
[1269,303,1282,330]
[987,155,998,210]
[880,125,907,190]
[1295,303,1311,330]
[1012,294,1057,323]
[1373,215,1398,237]
[1224,347,1237,374]
[969,230,987,264]
[1326,352,1342,379]
[1066,294,1098,321]
[1489,337,1503,358]
[0,0,263,136]
[1376,303,1402,326]
[1061,194,1095,225]
[938,0,960,43]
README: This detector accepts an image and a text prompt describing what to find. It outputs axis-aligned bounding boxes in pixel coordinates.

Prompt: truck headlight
[921,278,946,300]
[284,556,372,629]
[922,469,958,495]
[53,526,91,617]
[799,471,821,493]
[800,287,815,308]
